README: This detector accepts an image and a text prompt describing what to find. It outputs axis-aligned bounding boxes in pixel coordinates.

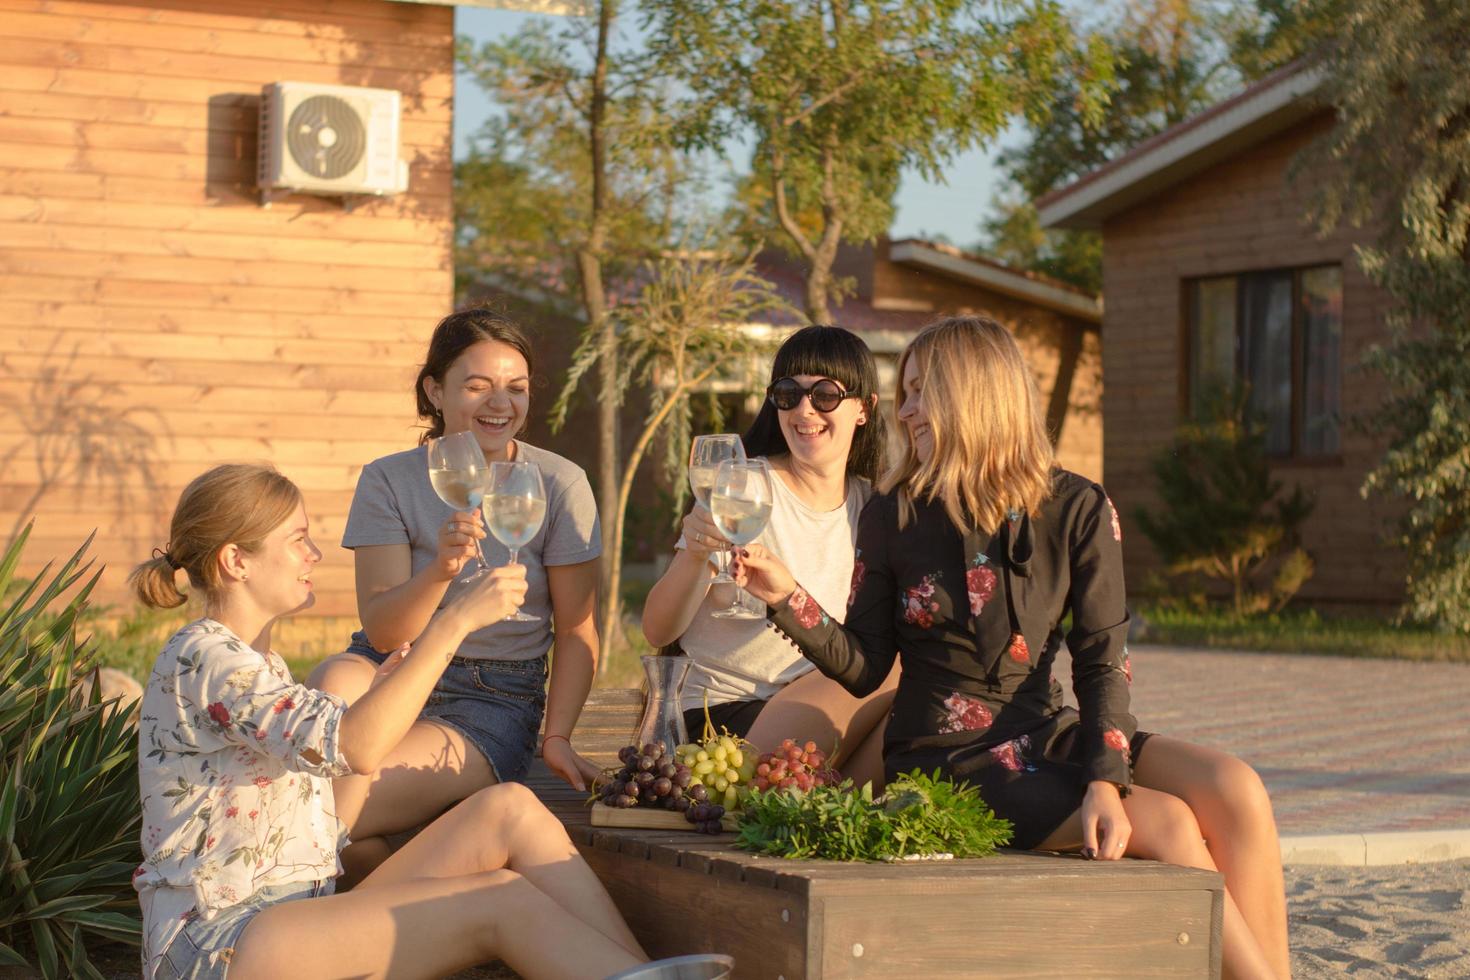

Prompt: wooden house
[0,0,550,620]
[1038,63,1403,605]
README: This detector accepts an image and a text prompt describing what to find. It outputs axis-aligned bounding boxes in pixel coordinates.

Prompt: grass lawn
[1134,602,1470,663]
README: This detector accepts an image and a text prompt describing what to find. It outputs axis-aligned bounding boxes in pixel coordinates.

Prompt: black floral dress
[768,469,1146,849]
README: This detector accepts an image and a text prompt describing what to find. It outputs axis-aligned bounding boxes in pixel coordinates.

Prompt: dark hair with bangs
[741,325,887,482]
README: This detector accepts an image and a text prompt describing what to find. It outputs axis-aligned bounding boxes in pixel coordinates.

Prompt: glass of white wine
[484,459,548,622]
[689,434,745,584]
[708,457,774,620]
[427,431,491,580]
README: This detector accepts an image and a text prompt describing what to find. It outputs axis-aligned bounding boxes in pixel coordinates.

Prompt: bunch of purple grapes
[602,741,700,813]
[683,800,726,835]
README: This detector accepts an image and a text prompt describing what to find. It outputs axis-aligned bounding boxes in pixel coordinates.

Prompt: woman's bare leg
[229,868,640,980]
[745,661,899,789]
[358,781,646,960]
[334,718,497,837]
[1133,736,1290,979]
[1039,785,1279,980]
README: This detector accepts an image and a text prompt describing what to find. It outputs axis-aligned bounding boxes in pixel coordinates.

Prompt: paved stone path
[1057,645,1470,836]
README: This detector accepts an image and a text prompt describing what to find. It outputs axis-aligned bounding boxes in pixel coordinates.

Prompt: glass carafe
[634,655,693,754]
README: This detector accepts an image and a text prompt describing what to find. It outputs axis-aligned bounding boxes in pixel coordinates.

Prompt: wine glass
[708,458,774,620]
[689,434,746,584]
[427,431,491,579]
[484,459,547,622]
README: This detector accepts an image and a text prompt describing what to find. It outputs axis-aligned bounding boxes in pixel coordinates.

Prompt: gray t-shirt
[342,441,601,661]
[678,467,871,712]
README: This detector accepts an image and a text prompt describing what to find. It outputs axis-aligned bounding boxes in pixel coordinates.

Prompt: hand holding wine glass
[427,432,490,580]
[688,434,745,581]
[484,460,548,622]
[708,457,774,620]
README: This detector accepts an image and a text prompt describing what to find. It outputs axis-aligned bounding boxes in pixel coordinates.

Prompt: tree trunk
[605,365,722,660]
[579,0,619,672]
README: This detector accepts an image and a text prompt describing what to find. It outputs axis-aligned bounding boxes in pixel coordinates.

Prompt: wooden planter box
[534,691,1224,979]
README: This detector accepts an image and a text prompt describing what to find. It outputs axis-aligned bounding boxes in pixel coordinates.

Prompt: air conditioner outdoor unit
[258,81,409,197]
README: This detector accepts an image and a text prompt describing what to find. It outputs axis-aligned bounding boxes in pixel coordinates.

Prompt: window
[1185,265,1342,458]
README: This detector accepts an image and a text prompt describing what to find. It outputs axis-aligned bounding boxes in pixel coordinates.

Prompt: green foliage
[549,247,793,654]
[982,194,1103,293]
[454,16,695,303]
[0,527,142,978]
[735,770,1012,862]
[984,0,1325,286]
[1302,0,1470,632]
[1134,391,1315,616]
[1135,600,1470,663]
[645,0,1112,322]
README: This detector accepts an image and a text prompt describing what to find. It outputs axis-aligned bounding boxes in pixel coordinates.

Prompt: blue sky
[452,6,1020,249]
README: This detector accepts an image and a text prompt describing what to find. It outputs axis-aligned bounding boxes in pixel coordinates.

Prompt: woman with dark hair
[735,316,1289,979]
[309,308,603,874]
[642,325,898,789]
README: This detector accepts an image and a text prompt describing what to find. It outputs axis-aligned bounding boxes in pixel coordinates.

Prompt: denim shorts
[347,630,548,784]
[156,879,332,980]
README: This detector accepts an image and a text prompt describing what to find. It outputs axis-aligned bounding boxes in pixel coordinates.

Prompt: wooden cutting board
[589,802,739,833]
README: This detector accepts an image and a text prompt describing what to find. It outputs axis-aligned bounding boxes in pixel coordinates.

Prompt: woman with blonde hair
[735,316,1290,979]
[128,463,695,979]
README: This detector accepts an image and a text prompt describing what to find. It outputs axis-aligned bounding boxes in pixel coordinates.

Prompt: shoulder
[847,475,874,509]
[516,442,590,490]
[1044,469,1114,534]
[363,445,427,477]
[860,486,901,524]
[356,446,427,491]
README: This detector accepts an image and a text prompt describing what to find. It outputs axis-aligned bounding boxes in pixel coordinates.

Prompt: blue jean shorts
[347,630,548,784]
[156,879,332,980]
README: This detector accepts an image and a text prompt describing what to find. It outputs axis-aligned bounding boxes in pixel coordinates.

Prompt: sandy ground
[53,859,1470,978]
[1285,859,1470,979]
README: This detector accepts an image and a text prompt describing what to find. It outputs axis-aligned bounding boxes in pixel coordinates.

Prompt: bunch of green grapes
[675,733,756,812]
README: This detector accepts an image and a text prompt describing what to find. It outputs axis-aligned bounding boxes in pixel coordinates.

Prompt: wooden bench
[534,690,1224,979]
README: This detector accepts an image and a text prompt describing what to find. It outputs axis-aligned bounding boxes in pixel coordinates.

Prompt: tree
[550,250,791,659]
[983,0,1321,289]
[1134,390,1316,616]
[458,4,698,631]
[1303,0,1470,631]
[644,0,1111,323]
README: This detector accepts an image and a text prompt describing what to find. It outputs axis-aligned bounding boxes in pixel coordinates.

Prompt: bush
[1134,391,1315,616]
[0,527,142,978]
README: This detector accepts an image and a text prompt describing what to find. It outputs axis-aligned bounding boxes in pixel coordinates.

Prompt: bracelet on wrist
[542,733,571,750]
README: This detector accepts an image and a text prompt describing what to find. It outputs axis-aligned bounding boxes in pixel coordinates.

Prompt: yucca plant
[0,525,142,978]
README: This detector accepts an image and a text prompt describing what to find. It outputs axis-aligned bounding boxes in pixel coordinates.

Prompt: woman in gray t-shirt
[642,326,900,791]
[309,309,602,876]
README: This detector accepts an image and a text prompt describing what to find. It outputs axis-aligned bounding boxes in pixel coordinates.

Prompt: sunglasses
[767,377,861,413]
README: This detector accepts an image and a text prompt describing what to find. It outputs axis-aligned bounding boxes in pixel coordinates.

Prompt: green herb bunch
[734,769,1012,862]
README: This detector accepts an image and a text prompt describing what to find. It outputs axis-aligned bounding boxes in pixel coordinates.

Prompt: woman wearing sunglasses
[643,325,899,789]
[733,316,1289,980]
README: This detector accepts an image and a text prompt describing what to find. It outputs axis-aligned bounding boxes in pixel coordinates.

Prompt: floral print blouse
[134,619,353,978]
[769,470,1137,797]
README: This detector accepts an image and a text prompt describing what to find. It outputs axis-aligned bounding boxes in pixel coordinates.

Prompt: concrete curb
[1280,829,1470,866]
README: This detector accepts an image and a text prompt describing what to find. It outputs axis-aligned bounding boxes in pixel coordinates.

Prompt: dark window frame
[1180,263,1343,464]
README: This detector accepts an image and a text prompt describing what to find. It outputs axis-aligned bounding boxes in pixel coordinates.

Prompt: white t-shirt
[678,466,871,712]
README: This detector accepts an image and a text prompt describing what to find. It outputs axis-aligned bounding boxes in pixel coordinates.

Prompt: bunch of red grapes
[750,738,842,793]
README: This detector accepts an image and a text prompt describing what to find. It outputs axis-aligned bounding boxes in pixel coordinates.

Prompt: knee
[306,653,370,696]
[1205,756,1276,832]
[1141,795,1212,868]
[469,783,563,833]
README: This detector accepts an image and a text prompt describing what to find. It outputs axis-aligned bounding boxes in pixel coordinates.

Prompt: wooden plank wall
[0,0,455,619]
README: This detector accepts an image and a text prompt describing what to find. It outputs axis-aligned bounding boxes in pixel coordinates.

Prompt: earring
[241,574,249,582]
